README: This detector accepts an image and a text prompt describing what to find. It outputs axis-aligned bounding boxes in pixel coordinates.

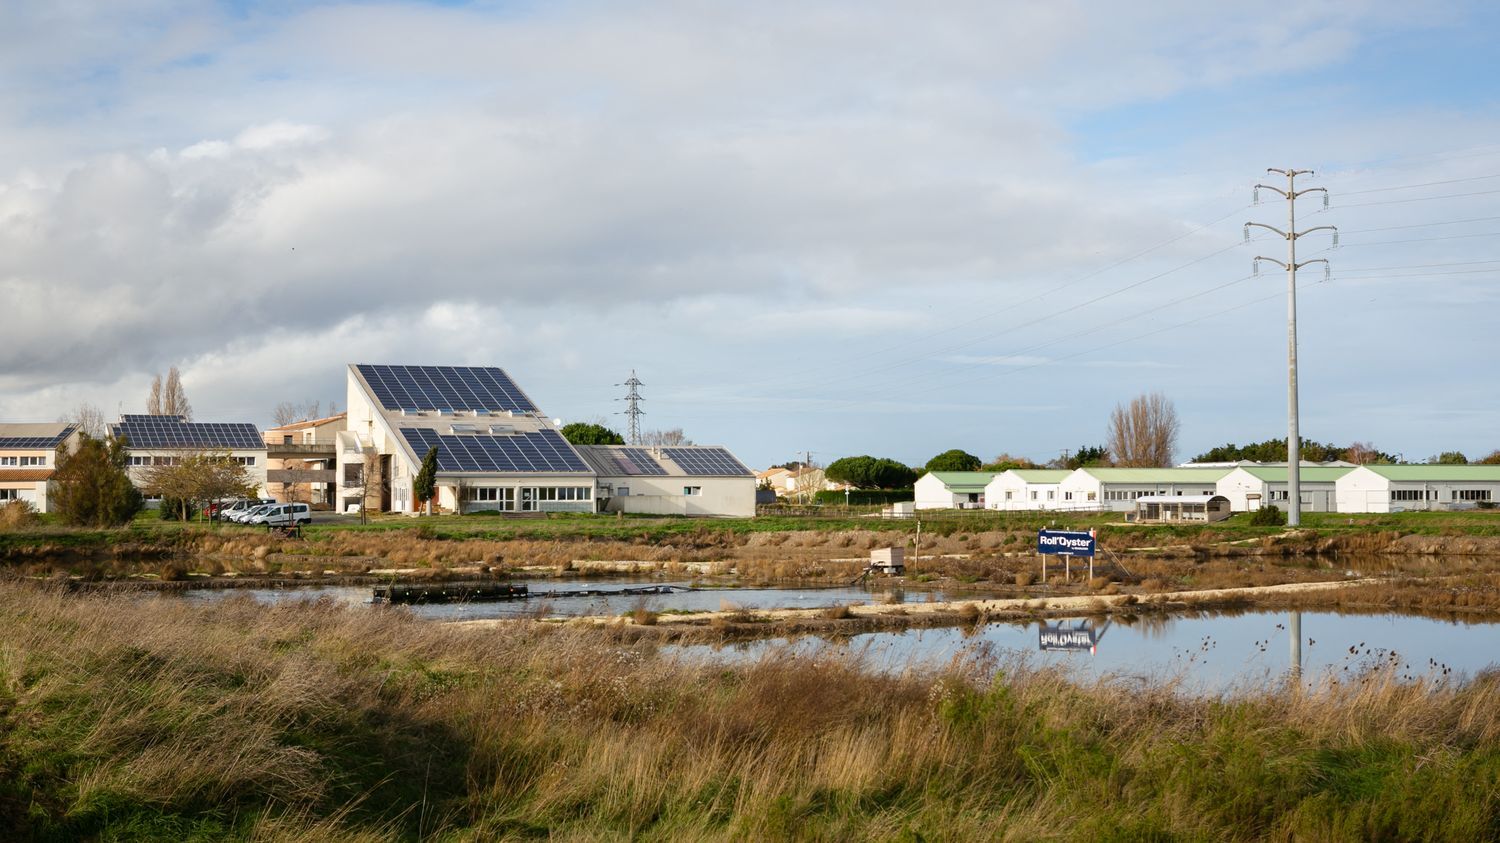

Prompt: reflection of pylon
[618,370,645,445]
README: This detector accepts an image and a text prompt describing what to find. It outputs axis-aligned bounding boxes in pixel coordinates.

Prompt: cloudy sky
[2,0,1498,467]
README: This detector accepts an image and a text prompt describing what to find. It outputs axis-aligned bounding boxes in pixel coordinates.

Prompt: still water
[669,610,1498,692]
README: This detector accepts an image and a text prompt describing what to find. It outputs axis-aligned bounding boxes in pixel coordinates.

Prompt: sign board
[1038,622,1097,652]
[1036,529,1096,557]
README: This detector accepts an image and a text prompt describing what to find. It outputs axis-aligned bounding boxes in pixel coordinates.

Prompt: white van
[248,503,312,527]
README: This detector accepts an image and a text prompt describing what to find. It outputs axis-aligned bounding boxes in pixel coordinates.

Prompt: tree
[51,434,143,527]
[1193,437,1387,464]
[146,367,193,419]
[60,403,107,439]
[1479,450,1500,466]
[925,449,981,472]
[983,453,1039,471]
[1344,441,1382,465]
[141,452,254,523]
[414,446,439,515]
[1432,451,1469,465]
[1107,392,1179,467]
[561,422,625,446]
[641,428,692,446]
[342,450,387,525]
[272,400,328,427]
[1041,445,1110,470]
[824,456,917,489]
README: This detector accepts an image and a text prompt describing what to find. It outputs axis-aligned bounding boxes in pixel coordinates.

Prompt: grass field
[0,582,1496,841]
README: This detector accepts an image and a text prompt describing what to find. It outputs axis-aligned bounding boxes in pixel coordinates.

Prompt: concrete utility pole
[1245,169,1338,528]
[617,371,645,445]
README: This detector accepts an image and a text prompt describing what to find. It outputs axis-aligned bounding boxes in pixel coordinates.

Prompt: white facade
[1058,468,1230,512]
[110,416,269,502]
[985,470,1072,510]
[1216,466,1350,513]
[1335,465,1500,513]
[915,472,997,509]
[0,423,81,513]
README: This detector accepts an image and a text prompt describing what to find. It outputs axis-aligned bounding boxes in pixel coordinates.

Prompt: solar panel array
[356,365,537,413]
[0,426,76,449]
[599,447,668,476]
[112,415,263,450]
[401,428,590,473]
[661,447,752,476]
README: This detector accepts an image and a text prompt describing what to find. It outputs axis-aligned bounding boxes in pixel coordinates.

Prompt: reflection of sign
[1039,622,1097,652]
[1037,529,1096,556]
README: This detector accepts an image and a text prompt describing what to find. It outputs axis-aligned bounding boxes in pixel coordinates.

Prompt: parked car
[235,503,276,524]
[248,503,312,528]
[224,499,276,523]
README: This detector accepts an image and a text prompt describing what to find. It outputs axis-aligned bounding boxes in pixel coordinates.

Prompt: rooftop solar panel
[615,448,668,476]
[0,425,78,450]
[355,364,538,414]
[661,447,752,476]
[400,427,590,474]
[110,416,263,450]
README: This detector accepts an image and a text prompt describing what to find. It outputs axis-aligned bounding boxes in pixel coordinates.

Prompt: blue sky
[0,1,1497,468]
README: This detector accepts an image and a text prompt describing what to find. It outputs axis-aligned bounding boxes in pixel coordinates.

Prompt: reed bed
[0,582,1496,840]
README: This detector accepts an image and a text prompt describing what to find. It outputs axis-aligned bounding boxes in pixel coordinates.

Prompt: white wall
[601,475,755,517]
[914,474,960,510]
[985,473,1064,510]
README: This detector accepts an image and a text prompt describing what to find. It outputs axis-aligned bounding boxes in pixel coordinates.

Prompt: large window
[1455,489,1493,501]
[0,456,44,467]
[234,456,256,466]
[1390,489,1433,502]
[0,489,16,501]
[466,487,516,510]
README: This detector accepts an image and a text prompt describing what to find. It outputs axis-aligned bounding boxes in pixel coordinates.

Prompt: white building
[984,469,1073,510]
[1335,465,1500,513]
[1215,465,1353,512]
[110,415,268,502]
[914,471,998,509]
[1058,467,1231,512]
[0,423,82,513]
[577,445,756,517]
[340,363,755,517]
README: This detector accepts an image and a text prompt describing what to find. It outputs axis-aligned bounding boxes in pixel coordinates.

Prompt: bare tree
[1344,441,1379,465]
[791,466,825,505]
[272,400,327,427]
[163,367,193,419]
[641,428,693,446]
[61,403,107,438]
[147,374,163,415]
[1106,392,1179,468]
[341,449,388,525]
[141,451,253,523]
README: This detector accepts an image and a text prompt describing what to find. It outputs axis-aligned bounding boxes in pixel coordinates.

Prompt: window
[282,435,293,444]
[471,487,499,501]
[466,487,515,509]
[2,456,44,467]
[0,489,16,501]
[1064,492,1073,501]
[1046,490,1054,500]
[1030,491,1037,500]
[1005,491,1013,500]
[1455,489,1492,501]
[683,486,702,496]
[1087,492,1097,501]
[234,456,256,466]
[1390,489,1426,502]
[0,457,11,466]
[616,486,630,497]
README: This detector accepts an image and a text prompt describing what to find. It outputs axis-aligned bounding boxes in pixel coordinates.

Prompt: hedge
[812,489,915,506]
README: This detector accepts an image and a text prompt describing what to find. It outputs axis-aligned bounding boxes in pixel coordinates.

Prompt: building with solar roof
[340,364,757,516]
[0,423,83,512]
[575,445,756,517]
[109,415,268,503]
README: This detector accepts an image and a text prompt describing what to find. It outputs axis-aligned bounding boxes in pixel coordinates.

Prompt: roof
[0,423,77,450]
[1235,466,1355,483]
[265,413,347,432]
[1005,469,1072,483]
[1359,465,1500,482]
[109,416,263,450]
[352,364,539,414]
[0,469,55,482]
[579,445,754,478]
[925,471,1000,492]
[399,427,590,474]
[1136,494,1229,504]
[1076,467,1232,483]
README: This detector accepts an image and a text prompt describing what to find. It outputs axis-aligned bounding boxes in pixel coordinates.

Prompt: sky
[1,0,1498,469]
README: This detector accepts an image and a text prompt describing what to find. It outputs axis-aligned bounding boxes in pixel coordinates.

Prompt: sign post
[1037,529,1097,584]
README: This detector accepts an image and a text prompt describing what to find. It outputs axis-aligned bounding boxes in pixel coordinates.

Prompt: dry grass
[1014,571,1037,587]
[820,604,854,620]
[0,582,1498,839]
[0,500,39,531]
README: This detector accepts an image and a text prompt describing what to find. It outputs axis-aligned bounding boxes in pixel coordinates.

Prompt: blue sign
[1039,623,1097,652]
[1037,529,1095,557]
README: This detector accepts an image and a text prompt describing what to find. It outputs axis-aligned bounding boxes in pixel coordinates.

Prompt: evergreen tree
[51,434,144,527]
[560,422,626,446]
[414,446,440,514]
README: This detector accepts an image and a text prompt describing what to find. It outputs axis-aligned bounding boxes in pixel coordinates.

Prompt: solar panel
[0,425,77,450]
[614,448,668,476]
[400,427,591,473]
[110,416,263,450]
[661,447,752,476]
[355,364,538,414]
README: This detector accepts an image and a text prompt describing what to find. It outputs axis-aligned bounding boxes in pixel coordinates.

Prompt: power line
[1331,188,1500,208]
[1337,172,1500,195]
[1340,215,1500,234]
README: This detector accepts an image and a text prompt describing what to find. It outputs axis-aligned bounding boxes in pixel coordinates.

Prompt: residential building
[109,415,268,503]
[1335,465,1500,513]
[263,413,345,507]
[0,423,82,513]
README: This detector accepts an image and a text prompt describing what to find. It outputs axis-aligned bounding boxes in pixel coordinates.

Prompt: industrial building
[340,363,754,517]
[1215,465,1353,513]
[1335,465,1500,513]
[0,423,81,513]
[1058,467,1230,511]
[110,415,268,502]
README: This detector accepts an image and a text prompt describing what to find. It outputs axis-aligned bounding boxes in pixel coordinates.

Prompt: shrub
[820,604,854,620]
[1014,571,1037,587]
[51,434,144,527]
[0,499,39,531]
[631,607,659,626]
[1089,576,1114,590]
[1249,505,1288,527]
[812,489,915,506]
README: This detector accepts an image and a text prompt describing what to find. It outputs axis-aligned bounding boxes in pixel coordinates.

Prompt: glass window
[683,486,702,496]
[0,489,16,501]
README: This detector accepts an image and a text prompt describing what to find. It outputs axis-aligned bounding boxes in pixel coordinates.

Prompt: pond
[173,578,994,621]
[668,610,1496,691]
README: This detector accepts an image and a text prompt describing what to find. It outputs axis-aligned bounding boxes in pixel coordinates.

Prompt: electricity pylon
[617,371,645,445]
[1245,168,1338,528]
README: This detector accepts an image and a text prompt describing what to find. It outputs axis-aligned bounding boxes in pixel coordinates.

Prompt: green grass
[0,583,1497,840]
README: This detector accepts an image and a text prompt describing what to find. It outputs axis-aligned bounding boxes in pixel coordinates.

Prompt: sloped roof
[0,423,77,449]
[0,469,55,482]
[1236,466,1355,483]
[265,413,347,432]
[1005,469,1073,483]
[925,471,1000,491]
[1076,467,1232,483]
[1360,465,1500,482]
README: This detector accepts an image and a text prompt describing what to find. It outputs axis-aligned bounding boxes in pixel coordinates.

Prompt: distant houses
[0,423,82,513]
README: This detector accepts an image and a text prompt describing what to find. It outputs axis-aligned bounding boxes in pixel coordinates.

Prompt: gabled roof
[0,469,55,482]
[1358,465,1500,482]
[925,471,1000,492]
[1075,467,1232,483]
[1004,469,1072,483]
[1235,466,1355,483]
[0,423,77,449]
[265,413,347,432]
